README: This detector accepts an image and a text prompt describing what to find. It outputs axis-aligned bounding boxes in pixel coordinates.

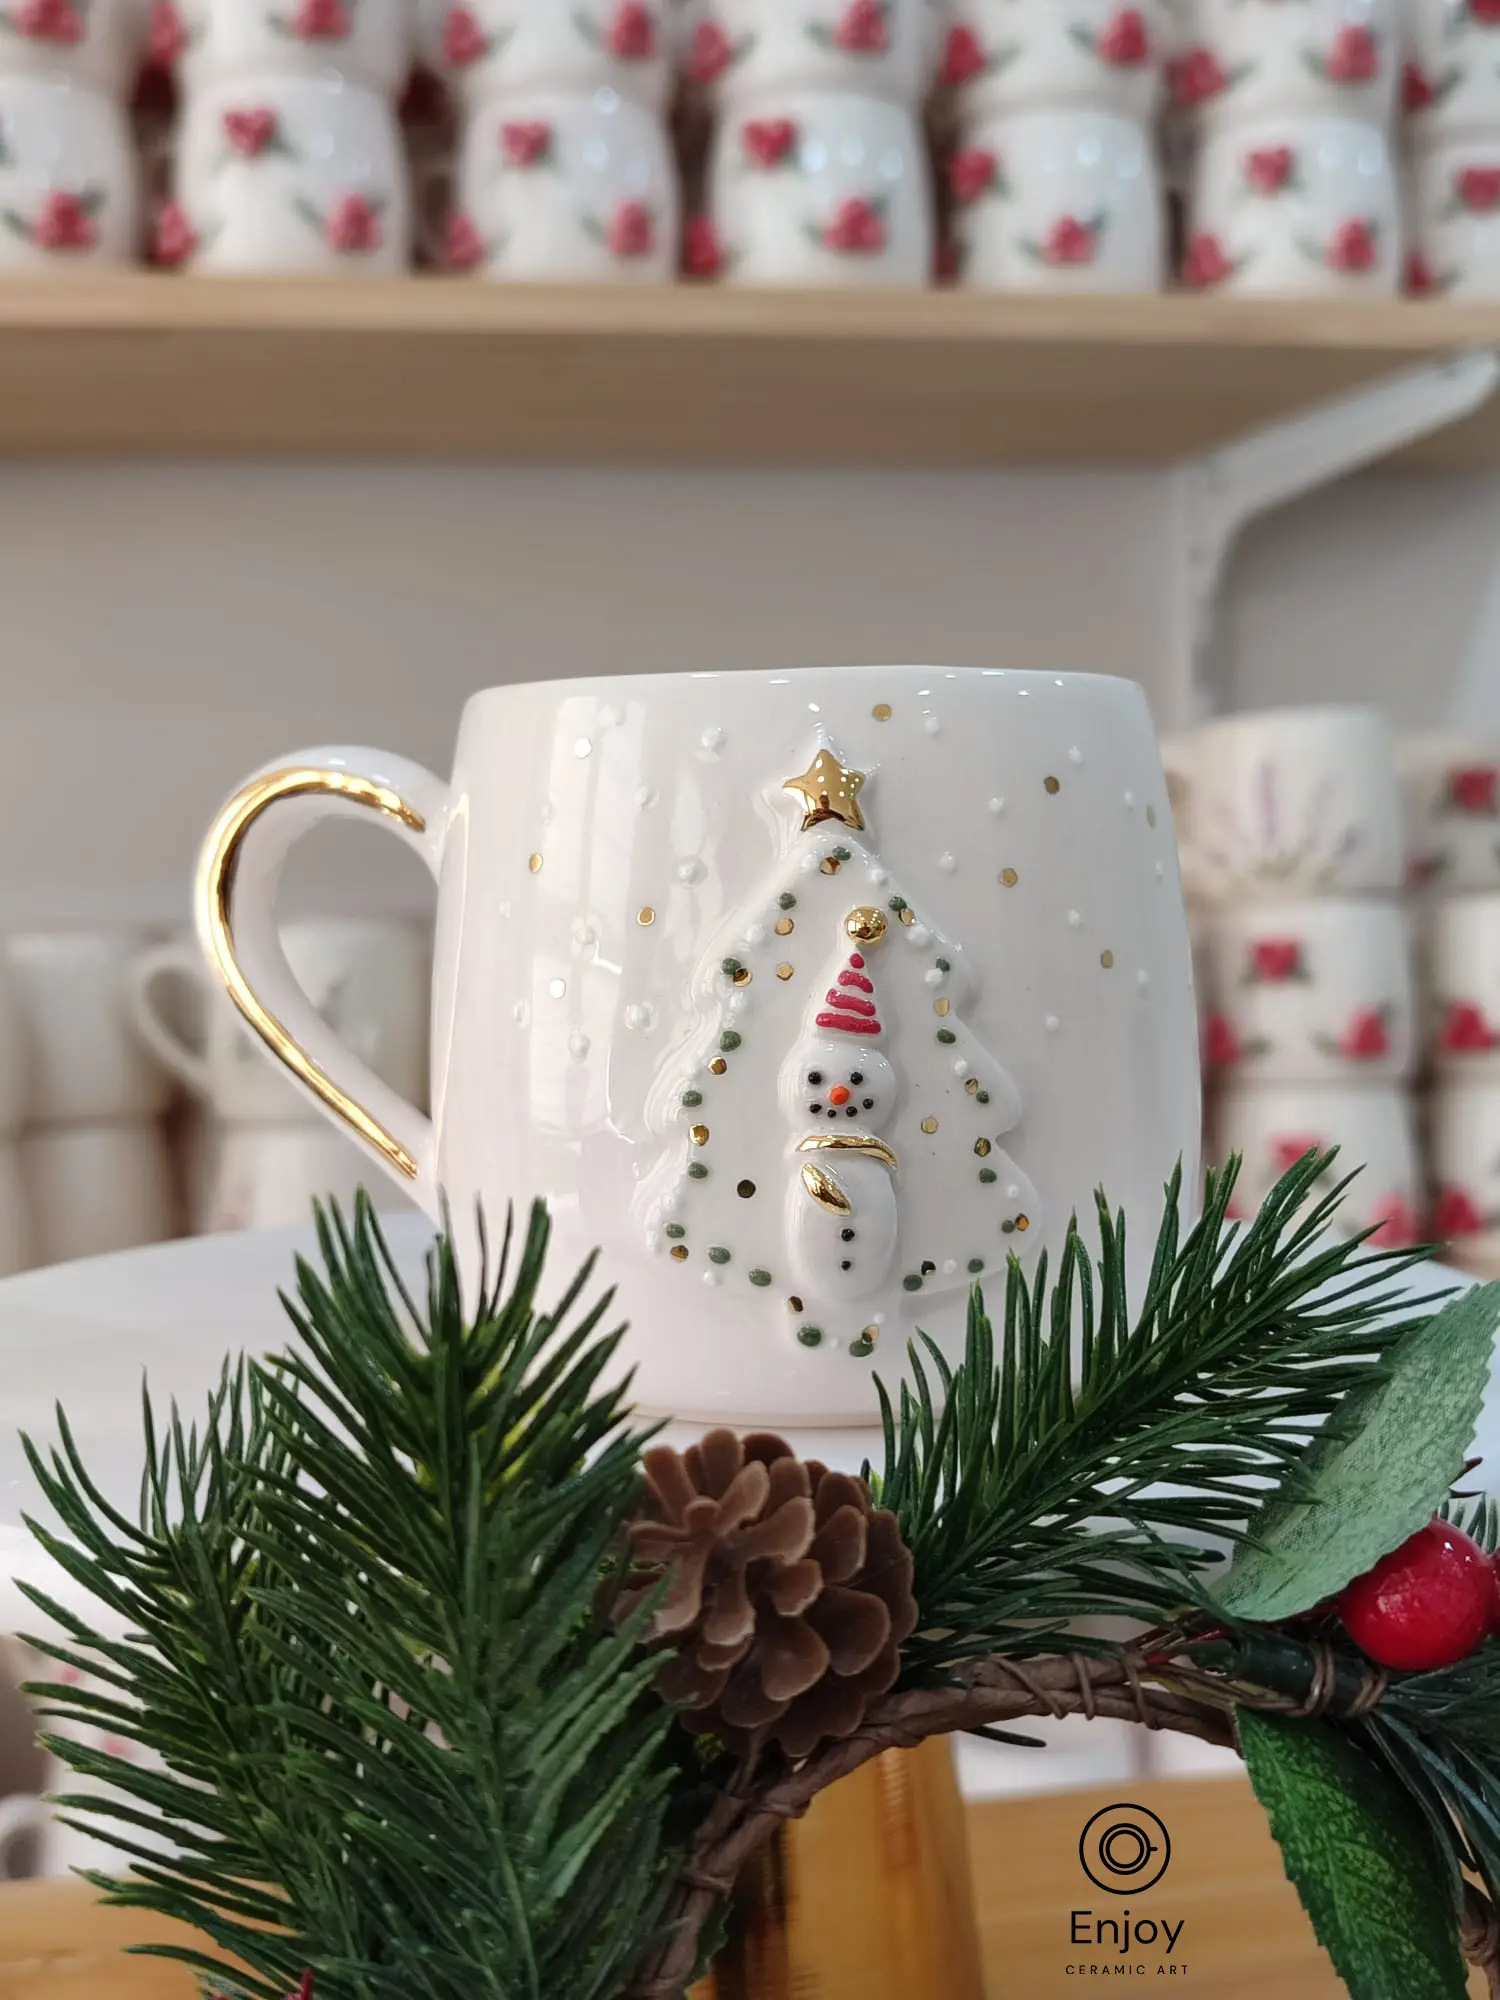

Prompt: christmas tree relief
[635,743,1040,1359]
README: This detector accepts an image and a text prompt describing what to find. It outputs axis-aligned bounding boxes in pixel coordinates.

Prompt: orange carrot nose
[828,1085,851,1106]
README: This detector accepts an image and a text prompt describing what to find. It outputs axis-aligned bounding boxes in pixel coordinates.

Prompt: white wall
[0,454,1493,922]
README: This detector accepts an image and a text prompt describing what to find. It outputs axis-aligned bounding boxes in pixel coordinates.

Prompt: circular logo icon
[1079,1803,1171,1895]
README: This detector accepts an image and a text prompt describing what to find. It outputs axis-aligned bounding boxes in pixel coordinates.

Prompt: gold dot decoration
[776,917,795,936]
[975,1138,992,1158]
[528,853,543,874]
[1044,776,1061,796]
[1101,951,1116,970]
[821,856,842,875]
[845,906,889,945]
[732,968,752,987]
[738,1180,756,1199]
[777,963,795,981]
[690,1125,710,1146]
[1000,868,1020,888]
[788,1296,805,1314]
[1017,1215,1031,1232]
[670,1245,689,1261]
[710,1057,728,1076]
[637,906,655,926]
[966,1078,980,1096]
[899,907,916,926]
[872,702,893,721]
[934,998,951,1017]
[921,1117,939,1135]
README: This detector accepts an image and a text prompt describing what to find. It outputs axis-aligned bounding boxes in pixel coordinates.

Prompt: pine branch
[20,1198,689,2000]
[876,1153,1432,1674]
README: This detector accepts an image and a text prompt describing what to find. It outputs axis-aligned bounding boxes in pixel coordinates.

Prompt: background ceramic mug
[1431,894,1500,1073]
[0,77,139,271]
[1210,1083,1422,1247]
[196,667,1200,1428]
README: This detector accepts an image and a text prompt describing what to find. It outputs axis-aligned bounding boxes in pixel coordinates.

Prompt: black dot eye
[845,1105,858,1117]
[841,1228,856,1242]
[809,1102,822,1115]
[863,1098,874,1109]
[850,1072,864,1086]
[827,1109,838,1119]
[808,1071,823,1085]
[840,1260,853,1271]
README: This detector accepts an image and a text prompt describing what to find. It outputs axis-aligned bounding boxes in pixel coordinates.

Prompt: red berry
[1340,1520,1495,1671]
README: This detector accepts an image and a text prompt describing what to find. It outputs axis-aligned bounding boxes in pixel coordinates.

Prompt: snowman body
[784,1034,899,1308]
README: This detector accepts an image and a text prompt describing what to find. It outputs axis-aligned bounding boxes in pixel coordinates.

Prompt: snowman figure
[782,941,900,1308]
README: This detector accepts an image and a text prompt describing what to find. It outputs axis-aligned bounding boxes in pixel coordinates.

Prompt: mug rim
[461,663,1148,708]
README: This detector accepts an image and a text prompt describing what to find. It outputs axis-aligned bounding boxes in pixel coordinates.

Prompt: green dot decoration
[797,1326,824,1349]
[682,1090,703,1108]
[849,1335,877,1360]
[937,1029,957,1045]
[750,1269,772,1288]
[979,1168,997,1185]
[936,958,951,973]
[721,1031,743,1053]
[688,1163,709,1181]
[977,1090,991,1105]
[779,893,797,910]
[903,1274,924,1293]
[708,1247,731,1265]
[1002,1219,1017,1235]
[889,896,908,913]
[665,1224,686,1240]
[968,1258,985,1274]
[722,958,743,977]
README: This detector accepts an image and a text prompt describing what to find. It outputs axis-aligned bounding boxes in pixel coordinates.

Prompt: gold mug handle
[195,751,450,1214]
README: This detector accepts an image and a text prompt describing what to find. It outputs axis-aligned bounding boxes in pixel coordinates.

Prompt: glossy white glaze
[169,0,412,96]
[684,0,934,107]
[1405,0,1500,148]
[0,77,138,269]
[1432,895,1500,1075]
[942,0,1167,120]
[201,665,1201,1426]
[1399,729,1500,888]
[1170,0,1398,129]
[1408,138,1500,298]
[420,0,672,111]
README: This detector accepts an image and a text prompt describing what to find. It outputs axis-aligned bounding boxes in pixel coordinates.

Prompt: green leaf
[1218,1282,1500,1622]
[1241,1711,1468,2000]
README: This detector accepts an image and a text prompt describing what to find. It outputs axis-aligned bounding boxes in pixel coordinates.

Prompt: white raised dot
[869,866,888,885]
[568,1031,590,1059]
[600,701,625,726]
[574,738,593,760]
[939,853,957,874]
[872,1311,887,1327]
[512,1000,530,1027]
[801,852,821,873]
[1045,1014,1061,1033]
[662,1191,681,1214]
[728,991,750,1015]
[925,967,944,987]
[541,801,555,825]
[635,786,657,810]
[989,797,1005,815]
[1155,860,1166,880]
[499,900,512,919]
[571,919,596,948]
[943,1259,958,1276]
[1124,791,1136,810]
[1069,745,1083,766]
[624,1003,654,1031]
[909,925,931,947]
[745,922,768,946]
[702,1269,722,1288]
[1137,969,1151,992]
[953,1058,969,1076]
[701,726,726,753]
[1068,910,1082,929]
[923,714,941,736]
[678,858,705,885]
[1007,1183,1020,1199]
[548,977,567,1000]
[1055,678,1065,687]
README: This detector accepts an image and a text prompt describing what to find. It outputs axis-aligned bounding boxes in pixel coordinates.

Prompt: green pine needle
[17,1197,685,2000]
[874,1152,1434,1675]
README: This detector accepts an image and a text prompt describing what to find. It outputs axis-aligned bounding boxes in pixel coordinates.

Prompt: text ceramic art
[196,666,1200,1425]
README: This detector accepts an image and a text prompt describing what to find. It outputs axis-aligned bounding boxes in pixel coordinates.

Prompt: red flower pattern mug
[1409,139,1500,297]
[1405,0,1500,146]
[940,0,1167,121]
[0,74,138,269]
[418,0,672,110]
[1211,1084,1422,1248]
[1399,732,1500,890]
[1202,898,1416,1086]
[1168,0,1398,128]
[1431,1085,1500,1245]
[684,0,937,105]
[157,0,412,94]
[1433,897,1500,1076]
[0,0,141,91]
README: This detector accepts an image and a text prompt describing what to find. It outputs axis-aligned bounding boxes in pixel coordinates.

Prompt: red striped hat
[815,951,882,1037]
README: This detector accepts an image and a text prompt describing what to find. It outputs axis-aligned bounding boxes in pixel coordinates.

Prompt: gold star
[784,748,866,833]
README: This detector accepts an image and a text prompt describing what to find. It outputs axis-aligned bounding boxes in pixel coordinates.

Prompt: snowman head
[799,1041,898,1132]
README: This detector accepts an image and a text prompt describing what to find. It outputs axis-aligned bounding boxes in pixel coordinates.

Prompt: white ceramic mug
[154,0,411,95]
[0,77,139,269]
[1184,114,1401,295]
[163,73,410,273]
[1431,896,1500,1074]
[1408,139,1500,297]
[195,667,1201,1428]
[684,0,934,106]
[1431,1084,1500,1239]
[1399,730,1500,887]
[1405,0,1500,146]
[7,932,170,1127]
[1165,707,1405,902]
[705,93,933,288]
[0,0,142,93]
[1169,0,1399,128]
[939,1,1167,120]
[21,1123,176,1267]
[1202,897,1415,1085]
[951,106,1164,293]
[1211,1084,1422,1248]
[423,0,671,110]
[129,920,430,1124]
[192,1121,416,1234]
[449,90,678,282]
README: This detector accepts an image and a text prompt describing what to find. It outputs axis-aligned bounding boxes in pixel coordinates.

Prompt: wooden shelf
[3,277,1500,464]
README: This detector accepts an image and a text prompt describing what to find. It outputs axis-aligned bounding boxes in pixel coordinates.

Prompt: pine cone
[620,1429,918,1760]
